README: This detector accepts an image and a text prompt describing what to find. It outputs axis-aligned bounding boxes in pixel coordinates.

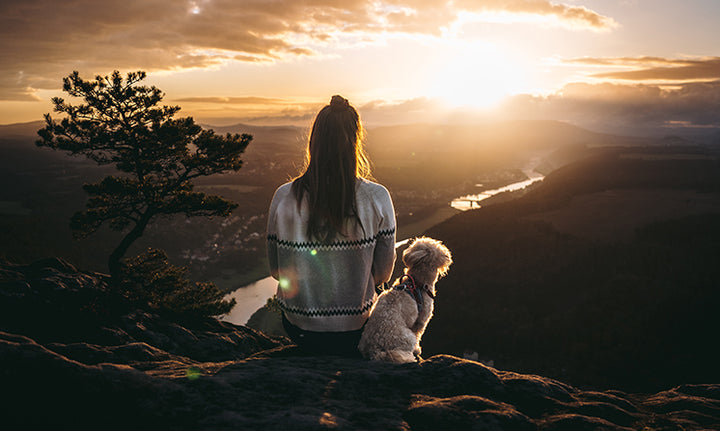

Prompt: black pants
[281,313,364,357]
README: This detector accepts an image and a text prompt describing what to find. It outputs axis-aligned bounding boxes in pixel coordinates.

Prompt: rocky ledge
[1,259,719,430]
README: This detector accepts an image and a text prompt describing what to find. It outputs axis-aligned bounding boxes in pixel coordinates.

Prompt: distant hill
[201,122,305,141]
[0,120,46,139]
[368,120,652,154]
[422,145,720,391]
[198,122,307,177]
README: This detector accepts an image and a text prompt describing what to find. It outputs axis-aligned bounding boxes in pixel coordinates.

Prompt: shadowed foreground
[1,259,719,430]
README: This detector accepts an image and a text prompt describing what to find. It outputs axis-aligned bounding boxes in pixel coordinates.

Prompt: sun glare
[428,41,525,109]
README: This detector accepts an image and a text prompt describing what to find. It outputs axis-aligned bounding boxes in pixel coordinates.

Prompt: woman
[267,95,396,355]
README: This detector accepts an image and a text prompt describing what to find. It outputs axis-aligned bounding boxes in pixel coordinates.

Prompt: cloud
[174,96,289,105]
[178,96,323,126]
[565,56,720,81]
[499,80,720,134]
[172,78,720,136]
[0,0,616,100]
[592,58,720,81]
[566,56,689,66]
[456,0,617,30]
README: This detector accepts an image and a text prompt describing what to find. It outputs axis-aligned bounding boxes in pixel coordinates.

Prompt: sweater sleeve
[266,186,282,280]
[371,186,396,286]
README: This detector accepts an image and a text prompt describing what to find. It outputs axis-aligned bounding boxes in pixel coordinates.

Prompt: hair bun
[330,95,350,111]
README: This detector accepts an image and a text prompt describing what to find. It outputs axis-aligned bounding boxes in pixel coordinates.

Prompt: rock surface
[3,334,719,430]
[2,259,719,430]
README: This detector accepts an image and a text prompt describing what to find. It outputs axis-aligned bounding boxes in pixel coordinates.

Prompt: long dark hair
[292,95,372,242]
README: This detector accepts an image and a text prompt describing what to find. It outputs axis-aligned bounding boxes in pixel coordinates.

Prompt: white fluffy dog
[358,237,452,363]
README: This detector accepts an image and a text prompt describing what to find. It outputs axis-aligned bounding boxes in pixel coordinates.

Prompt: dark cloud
[593,58,720,81]
[565,56,720,81]
[566,56,690,66]
[0,0,616,100]
[499,80,720,135]
[541,56,720,134]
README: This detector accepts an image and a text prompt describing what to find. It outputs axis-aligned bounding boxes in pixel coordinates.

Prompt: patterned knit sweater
[267,178,396,332]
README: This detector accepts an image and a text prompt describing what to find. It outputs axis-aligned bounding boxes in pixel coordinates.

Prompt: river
[450,168,544,210]
[221,161,545,325]
[221,276,279,326]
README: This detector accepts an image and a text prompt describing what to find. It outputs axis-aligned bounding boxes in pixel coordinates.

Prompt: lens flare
[185,366,201,380]
[277,270,300,299]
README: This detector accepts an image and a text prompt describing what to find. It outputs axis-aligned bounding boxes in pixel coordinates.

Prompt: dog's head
[402,237,452,280]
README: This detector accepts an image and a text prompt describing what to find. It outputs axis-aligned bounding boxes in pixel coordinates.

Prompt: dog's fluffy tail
[370,349,416,364]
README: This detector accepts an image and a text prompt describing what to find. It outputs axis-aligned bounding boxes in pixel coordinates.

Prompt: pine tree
[37,71,252,277]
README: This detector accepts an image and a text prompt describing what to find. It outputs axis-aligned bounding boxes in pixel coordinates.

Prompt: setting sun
[428,40,525,109]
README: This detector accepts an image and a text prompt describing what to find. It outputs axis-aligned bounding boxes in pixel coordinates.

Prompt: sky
[1,0,719,135]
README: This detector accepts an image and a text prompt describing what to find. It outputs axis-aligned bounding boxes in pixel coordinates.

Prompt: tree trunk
[108,212,153,279]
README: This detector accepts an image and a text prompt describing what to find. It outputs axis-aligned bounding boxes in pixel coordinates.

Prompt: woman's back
[267,177,395,332]
[267,95,396,354]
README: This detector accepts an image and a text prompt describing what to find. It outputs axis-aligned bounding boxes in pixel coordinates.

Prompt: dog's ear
[403,237,453,277]
[430,240,453,278]
[402,239,428,269]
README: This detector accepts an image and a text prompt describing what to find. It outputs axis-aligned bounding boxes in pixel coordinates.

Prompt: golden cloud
[0,0,617,100]
[174,97,290,105]
[456,0,617,30]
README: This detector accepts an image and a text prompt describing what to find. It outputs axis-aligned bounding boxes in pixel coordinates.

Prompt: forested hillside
[423,145,720,391]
